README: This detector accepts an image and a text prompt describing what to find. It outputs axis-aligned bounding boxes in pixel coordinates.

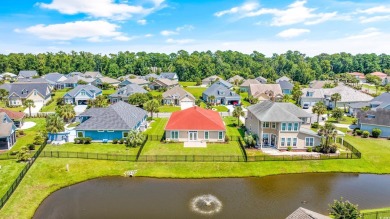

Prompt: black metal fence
[0,142,47,210]
[361,210,390,219]
[41,151,138,161]
[136,135,149,161]
[337,138,362,158]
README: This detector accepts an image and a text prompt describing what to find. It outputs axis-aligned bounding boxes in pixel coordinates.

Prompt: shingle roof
[247,101,312,122]
[109,84,147,98]
[278,80,294,90]
[162,86,195,101]
[17,78,48,83]
[241,79,261,87]
[43,73,65,83]
[0,108,25,120]
[286,207,330,219]
[153,79,178,87]
[165,106,225,130]
[228,75,244,83]
[369,72,387,78]
[202,75,222,83]
[99,77,120,84]
[309,80,333,89]
[0,112,14,137]
[67,72,84,77]
[160,72,177,80]
[357,108,390,126]
[349,93,390,109]
[18,70,38,78]
[276,76,292,83]
[7,82,51,98]
[62,76,96,84]
[65,85,102,98]
[203,83,240,98]
[75,101,147,130]
[301,88,326,99]
[256,76,267,83]
[0,84,12,92]
[124,78,149,85]
[324,85,373,102]
[249,84,283,97]
[84,71,102,78]
[1,72,17,78]
[140,73,159,80]
[214,79,233,88]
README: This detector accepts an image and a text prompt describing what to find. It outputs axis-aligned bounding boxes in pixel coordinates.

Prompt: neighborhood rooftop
[247,101,312,122]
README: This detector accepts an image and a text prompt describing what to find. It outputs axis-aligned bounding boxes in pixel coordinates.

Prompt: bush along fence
[0,141,47,210]
[361,210,390,219]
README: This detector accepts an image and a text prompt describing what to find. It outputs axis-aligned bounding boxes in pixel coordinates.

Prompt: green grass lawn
[149,90,163,97]
[179,81,196,86]
[327,116,355,125]
[362,84,384,95]
[0,160,26,199]
[0,102,25,112]
[140,141,243,156]
[224,116,245,137]
[245,148,264,156]
[158,105,181,112]
[184,87,206,100]
[212,105,229,112]
[40,89,69,112]
[2,134,390,218]
[239,92,251,107]
[45,143,140,155]
[102,89,116,96]
[144,118,168,135]
[10,118,46,153]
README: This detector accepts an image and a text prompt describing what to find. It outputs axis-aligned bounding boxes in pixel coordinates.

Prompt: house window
[281,123,286,131]
[306,92,313,97]
[107,130,114,132]
[218,131,224,140]
[288,123,292,131]
[204,131,209,140]
[77,131,84,138]
[305,137,314,147]
[271,122,276,129]
[287,138,291,146]
[33,90,37,95]
[171,131,179,139]
[294,123,299,131]
[123,132,128,138]
[293,138,297,147]
[98,130,104,132]
[281,138,285,147]
[263,122,270,128]
[81,91,86,96]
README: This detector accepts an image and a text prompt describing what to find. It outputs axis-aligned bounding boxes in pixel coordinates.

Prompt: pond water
[33,173,390,219]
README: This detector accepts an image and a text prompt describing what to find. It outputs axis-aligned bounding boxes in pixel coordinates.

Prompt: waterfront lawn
[140,141,243,156]
[40,89,68,112]
[0,160,26,199]
[224,116,245,137]
[245,149,264,156]
[158,105,181,112]
[10,118,46,153]
[144,118,168,135]
[179,81,196,86]
[44,143,140,155]
[184,87,206,100]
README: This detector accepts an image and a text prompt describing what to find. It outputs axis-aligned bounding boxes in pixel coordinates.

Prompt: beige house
[149,79,178,90]
[240,79,261,92]
[165,106,226,142]
[246,101,320,151]
[248,84,284,102]
[4,82,52,106]
[201,75,223,86]
[162,86,195,110]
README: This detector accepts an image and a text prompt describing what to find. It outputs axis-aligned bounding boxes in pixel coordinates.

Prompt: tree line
[0,50,389,85]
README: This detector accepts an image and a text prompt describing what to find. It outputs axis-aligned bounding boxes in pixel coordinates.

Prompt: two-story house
[0,112,17,150]
[202,83,241,105]
[5,82,52,106]
[246,101,320,151]
[63,85,102,105]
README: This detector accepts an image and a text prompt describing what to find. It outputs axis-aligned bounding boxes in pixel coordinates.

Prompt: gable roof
[247,101,312,122]
[286,207,330,219]
[7,82,51,98]
[165,106,225,130]
[348,72,365,79]
[153,78,178,87]
[75,101,147,130]
[357,108,390,127]
[65,85,102,98]
[99,76,120,84]
[122,78,149,85]
[0,112,15,137]
[256,76,267,83]
[67,72,84,77]
[84,71,102,78]
[203,83,240,98]
[0,108,25,120]
[214,79,233,88]
[162,86,195,101]
[228,75,244,83]
[109,84,147,98]
[43,73,65,83]
[18,70,38,78]
[160,72,177,80]
[323,85,373,102]
[309,80,333,89]
[0,84,12,92]
[17,78,49,83]
[369,72,387,78]
[249,84,283,97]
[62,75,96,84]
[202,75,222,82]
[301,88,326,98]
[1,72,17,78]
[241,79,261,87]
[276,76,291,83]
[140,73,159,80]
[278,80,294,90]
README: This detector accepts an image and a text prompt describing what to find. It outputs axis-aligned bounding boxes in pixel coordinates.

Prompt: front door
[271,134,276,147]
[189,131,198,141]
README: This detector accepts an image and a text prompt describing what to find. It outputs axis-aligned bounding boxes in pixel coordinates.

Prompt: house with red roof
[165,106,226,142]
[369,72,389,85]
[348,72,366,83]
[0,108,25,128]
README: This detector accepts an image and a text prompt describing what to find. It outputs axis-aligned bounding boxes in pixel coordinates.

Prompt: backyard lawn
[40,88,69,112]
[184,87,206,99]
[0,102,25,112]
[327,116,356,125]
[149,90,163,97]
[102,88,116,96]
[9,118,46,153]
[140,141,243,156]
[239,92,251,107]
[144,118,168,135]
[0,160,26,199]
[179,81,196,86]
[212,105,229,112]
[158,105,181,112]
[45,143,140,155]
[224,116,245,137]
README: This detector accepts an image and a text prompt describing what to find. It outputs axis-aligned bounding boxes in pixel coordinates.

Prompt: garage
[180,97,194,110]
[77,100,88,105]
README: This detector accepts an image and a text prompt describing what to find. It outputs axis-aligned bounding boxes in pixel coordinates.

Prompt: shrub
[16,132,20,138]
[388,136,390,140]
[27,144,35,150]
[287,146,292,151]
[119,138,124,144]
[371,128,382,138]
[84,137,92,144]
[112,139,118,144]
[329,198,360,219]
[224,135,229,143]
[146,117,153,122]
[356,130,363,136]
[78,138,84,144]
[10,151,18,156]
[362,131,369,138]
[18,130,25,135]
[352,118,358,125]
[314,146,322,153]
[33,135,44,145]
[306,147,313,152]
[352,127,360,133]
[311,122,319,129]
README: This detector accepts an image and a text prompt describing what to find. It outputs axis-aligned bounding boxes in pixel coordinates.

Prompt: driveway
[24,102,43,116]
[74,105,88,115]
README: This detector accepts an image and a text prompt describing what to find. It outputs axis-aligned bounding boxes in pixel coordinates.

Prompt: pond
[33,173,390,219]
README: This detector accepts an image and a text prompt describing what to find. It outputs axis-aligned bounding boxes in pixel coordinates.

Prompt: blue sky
[0,0,389,55]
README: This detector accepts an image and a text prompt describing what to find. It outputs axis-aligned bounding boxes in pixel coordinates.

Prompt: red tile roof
[165,106,225,131]
[370,72,387,78]
[0,108,25,120]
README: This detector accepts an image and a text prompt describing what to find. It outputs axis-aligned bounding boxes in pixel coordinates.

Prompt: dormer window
[81,91,86,96]
[366,114,376,118]
[33,90,37,95]
[306,92,313,97]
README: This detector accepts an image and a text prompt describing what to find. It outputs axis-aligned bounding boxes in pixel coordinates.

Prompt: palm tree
[208,95,216,105]
[0,89,8,104]
[88,95,108,108]
[232,106,245,126]
[318,122,337,149]
[330,93,341,109]
[234,79,240,86]
[57,104,76,123]
[46,114,65,133]
[23,99,35,117]
[126,130,145,147]
[312,102,327,123]
[144,99,160,119]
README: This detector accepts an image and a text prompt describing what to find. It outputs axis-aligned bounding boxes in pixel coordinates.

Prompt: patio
[184,141,207,148]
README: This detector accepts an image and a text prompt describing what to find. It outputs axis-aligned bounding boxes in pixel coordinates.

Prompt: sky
[0,0,389,56]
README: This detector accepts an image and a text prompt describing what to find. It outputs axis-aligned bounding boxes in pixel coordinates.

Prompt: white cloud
[21,20,130,42]
[277,28,310,38]
[37,0,165,20]
[160,30,178,36]
[215,0,340,26]
[144,34,153,37]
[359,15,390,23]
[345,28,382,40]
[357,6,390,14]
[166,38,194,44]
[160,25,194,36]
[137,19,147,25]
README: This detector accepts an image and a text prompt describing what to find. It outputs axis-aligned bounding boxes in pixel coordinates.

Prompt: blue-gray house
[202,83,241,105]
[0,112,17,150]
[75,101,148,141]
[63,85,102,105]
[278,80,293,95]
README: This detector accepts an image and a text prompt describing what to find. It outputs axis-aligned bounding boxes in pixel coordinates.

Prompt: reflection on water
[33,173,390,219]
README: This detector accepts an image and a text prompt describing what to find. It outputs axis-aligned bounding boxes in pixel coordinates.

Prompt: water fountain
[190,194,223,215]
